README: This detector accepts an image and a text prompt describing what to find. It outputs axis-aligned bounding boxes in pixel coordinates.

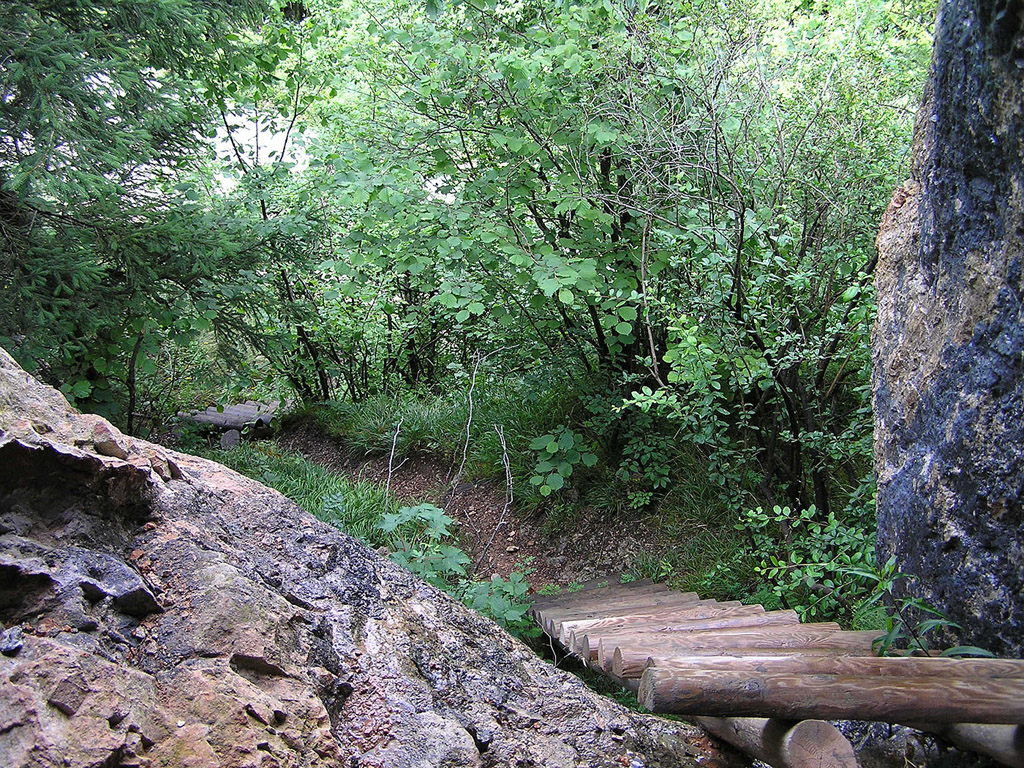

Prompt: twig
[639,216,665,387]
[474,424,514,570]
[446,346,508,506]
[385,416,404,496]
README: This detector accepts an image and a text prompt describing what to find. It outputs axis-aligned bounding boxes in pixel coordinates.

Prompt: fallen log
[638,667,1024,723]
[694,717,858,768]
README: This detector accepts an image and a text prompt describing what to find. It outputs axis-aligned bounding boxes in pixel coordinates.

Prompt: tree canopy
[0,0,934,539]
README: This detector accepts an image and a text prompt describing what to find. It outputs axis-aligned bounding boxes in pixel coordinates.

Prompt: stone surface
[873,0,1024,656]
[0,347,718,768]
[221,429,242,450]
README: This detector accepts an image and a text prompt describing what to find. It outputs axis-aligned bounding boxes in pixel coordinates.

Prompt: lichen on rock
[873,0,1024,656]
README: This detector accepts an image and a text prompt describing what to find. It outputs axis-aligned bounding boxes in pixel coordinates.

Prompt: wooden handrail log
[647,654,1024,679]
[638,667,1024,723]
[694,717,858,768]
[556,603,771,644]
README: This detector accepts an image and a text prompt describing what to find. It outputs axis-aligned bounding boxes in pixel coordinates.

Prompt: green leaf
[530,435,553,450]
[546,472,565,491]
[940,646,996,658]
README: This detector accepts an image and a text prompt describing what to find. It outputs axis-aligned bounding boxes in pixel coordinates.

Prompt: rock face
[0,348,716,767]
[873,0,1024,656]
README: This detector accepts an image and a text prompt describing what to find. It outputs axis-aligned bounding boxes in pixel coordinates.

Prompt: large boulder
[873,0,1024,656]
[0,347,717,767]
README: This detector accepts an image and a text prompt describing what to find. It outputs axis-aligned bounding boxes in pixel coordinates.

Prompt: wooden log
[532,589,695,626]
[535,588,703,617]
[603,623,846,663]
[638,667,1024,723]
[568,607,773,657]
[528,578,663,609]
[537,593,710,635]
[648,654,1024,679]
[556,602,768,644]
[588,611,802,668]
[694,717,858,768]
[611,630,878,678]
[535,590,683,629]
[912,723,1024,768]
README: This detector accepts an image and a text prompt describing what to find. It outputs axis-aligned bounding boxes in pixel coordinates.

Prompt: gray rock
[219,429,241,449]
[0,347,717,768]
[1,625,24,656]
[873,0,1024,655]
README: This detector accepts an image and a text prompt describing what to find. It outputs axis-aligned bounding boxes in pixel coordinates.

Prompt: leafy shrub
[728,504,876,621]
[849,557,994,658]
[376,503,536,634]
[528,427,598,497]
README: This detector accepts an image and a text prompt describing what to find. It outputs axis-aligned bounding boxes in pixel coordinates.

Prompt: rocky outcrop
[0,347,719,767]
[873,0,1024,656]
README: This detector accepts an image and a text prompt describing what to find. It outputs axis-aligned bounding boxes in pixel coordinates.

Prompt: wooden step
[536,593,710,635]
[533,587,701,617]
[638,667,1024,723]
[528,578,663,610]
[556,602,769,644]
[610,629,880,677]
[585,611,802,667]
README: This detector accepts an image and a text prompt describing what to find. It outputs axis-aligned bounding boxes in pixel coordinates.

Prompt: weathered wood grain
[639,667,1024,723]
[557,603,769,644]
[694,717,858,768]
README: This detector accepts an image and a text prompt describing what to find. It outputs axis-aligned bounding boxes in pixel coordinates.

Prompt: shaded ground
[275,421,670,588]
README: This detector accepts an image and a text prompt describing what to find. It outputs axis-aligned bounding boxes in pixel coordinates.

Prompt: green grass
[291,370,578,510]
[203,442,399,546]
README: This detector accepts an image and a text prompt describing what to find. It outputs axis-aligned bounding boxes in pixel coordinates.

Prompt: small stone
[108,710,128,727]
[1,626,24,656]
[220,429,242,449]
[176,720,185,728]
[94,438,130,460]
[114,585,162,618]
[244,702,268,725]
[47,673,89,716]
[505,546,519,553]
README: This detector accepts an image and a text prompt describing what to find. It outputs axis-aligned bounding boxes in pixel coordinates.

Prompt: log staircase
[530,579,1024,768]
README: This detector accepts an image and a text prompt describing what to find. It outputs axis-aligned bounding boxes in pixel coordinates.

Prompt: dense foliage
[1,0,934,612]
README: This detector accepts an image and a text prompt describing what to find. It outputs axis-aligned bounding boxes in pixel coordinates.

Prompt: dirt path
[275,422,669,588]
